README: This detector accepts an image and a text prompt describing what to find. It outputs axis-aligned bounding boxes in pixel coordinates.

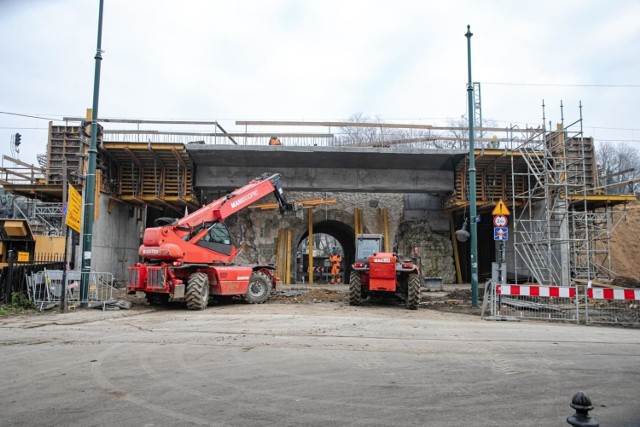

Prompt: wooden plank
[236,120,539,133]
[62,117,218,125]
[2,155,44,171]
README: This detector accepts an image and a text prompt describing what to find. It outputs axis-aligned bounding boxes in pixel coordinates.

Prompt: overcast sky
[1,0,639,166]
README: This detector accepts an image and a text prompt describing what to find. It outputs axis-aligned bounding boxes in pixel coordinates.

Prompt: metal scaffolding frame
[510,102,630,286]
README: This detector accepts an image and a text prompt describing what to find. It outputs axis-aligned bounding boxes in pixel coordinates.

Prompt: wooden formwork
[47,122,87,187]
[445,148,529,212]
[101,142,198,209]
[4,123,199,211]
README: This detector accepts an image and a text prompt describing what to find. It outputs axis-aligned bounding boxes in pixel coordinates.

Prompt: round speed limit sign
[493,215,508,227]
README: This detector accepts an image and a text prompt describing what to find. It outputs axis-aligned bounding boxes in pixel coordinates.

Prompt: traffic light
[14,133,21,146]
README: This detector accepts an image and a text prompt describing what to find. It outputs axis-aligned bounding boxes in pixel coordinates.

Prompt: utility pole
[80,0,104,306]
[60,159,68,313]
[465,25,479,307]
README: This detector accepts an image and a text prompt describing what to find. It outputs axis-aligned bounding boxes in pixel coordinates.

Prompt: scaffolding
[511,102,634,286]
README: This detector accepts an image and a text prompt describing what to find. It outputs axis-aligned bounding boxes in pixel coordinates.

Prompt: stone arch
[289,204,364,284]
[296,219,356,283]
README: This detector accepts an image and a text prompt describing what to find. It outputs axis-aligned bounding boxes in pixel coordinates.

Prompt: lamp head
[455,219,470,242]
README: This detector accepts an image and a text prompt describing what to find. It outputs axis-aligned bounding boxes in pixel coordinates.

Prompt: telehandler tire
[186,272,210,310]
[349,271,363,306]
[245,271,272,304]
[406,273,421,310]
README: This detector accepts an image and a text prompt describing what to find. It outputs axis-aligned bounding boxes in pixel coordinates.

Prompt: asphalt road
[0,302,638,427]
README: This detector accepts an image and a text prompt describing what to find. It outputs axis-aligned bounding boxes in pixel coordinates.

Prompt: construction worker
[269,136,282,145]
[329,247,342,284]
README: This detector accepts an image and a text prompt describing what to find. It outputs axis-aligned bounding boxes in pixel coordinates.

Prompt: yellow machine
[0,219,65,266]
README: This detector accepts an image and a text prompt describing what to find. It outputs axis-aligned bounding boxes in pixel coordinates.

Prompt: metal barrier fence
[26,269,115,311]
[0,256,64,304]
[484,281,640,326]
[585,287,640,326]
[485,283,580,323]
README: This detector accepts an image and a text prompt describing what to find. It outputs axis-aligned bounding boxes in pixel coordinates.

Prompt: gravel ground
[1,295,639,426]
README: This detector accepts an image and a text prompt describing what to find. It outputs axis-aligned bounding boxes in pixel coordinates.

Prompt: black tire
[406,273,421,310]
[349,271,363,306]
[245,271,272,304]
[145,292,169,306]
[186,272,210,310]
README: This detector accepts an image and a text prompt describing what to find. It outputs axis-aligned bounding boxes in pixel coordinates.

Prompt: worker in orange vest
[269,136,281,145]
[329,247,342,284]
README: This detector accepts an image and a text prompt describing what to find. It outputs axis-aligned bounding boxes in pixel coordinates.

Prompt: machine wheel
[245,271,272,304]
[186,272,210,310]
[145,292,169,306]
[349,271,363,306]
[406,273,421,310]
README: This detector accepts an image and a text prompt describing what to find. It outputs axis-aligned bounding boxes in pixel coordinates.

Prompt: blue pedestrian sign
[494,227,508,241]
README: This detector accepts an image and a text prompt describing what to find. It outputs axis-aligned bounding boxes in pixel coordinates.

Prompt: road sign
[492,199,511,216]
[493,215,508,227]
[66,185,82,233]
[494,227,508,241]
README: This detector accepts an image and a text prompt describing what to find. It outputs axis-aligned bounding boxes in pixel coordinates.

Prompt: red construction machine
[127,173,294,310]
[349,234,421,310]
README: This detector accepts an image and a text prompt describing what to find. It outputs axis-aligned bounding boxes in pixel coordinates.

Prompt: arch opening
[296,220,355,284]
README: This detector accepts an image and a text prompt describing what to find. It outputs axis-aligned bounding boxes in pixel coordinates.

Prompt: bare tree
[443,116,499,150]
[338,113,497,150]
[442,117,469,150]
[339,114,437,149]
[339,113,388,145]
[596,141,640,194]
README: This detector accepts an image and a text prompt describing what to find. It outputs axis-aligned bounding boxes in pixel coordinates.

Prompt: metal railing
[486,283,580,323]
[584,286,640,326]
[26,269,115,311]
[0,255,64,304]
[483,280,640,326]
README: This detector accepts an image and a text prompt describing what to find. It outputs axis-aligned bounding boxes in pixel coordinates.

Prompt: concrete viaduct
[182,145,468,285]
[187,145,466,197]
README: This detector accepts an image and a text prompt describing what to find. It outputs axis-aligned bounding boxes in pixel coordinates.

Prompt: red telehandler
[349,233,421,310]
[127,173,294,310]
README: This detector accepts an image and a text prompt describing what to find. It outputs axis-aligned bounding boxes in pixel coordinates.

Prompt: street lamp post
[80,0,105,306]
[465,25,479,308]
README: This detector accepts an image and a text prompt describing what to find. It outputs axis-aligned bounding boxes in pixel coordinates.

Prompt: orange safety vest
[330,254,342,267]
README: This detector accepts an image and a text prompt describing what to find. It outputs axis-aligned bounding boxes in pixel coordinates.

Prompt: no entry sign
[493,215,508,227]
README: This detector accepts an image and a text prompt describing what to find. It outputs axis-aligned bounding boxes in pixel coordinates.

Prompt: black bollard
[567,391,599,427]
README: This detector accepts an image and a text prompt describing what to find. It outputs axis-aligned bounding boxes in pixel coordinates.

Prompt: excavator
[127,173,294,310]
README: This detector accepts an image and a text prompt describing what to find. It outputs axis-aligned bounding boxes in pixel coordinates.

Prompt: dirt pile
[610,201,640,281]
[269,288,348,304]
[269,287,481,315]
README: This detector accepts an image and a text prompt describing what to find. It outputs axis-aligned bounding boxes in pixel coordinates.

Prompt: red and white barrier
[588,288,640,301]
[490,283,640,325]
[496,284,640,301]
[497,284,575,298]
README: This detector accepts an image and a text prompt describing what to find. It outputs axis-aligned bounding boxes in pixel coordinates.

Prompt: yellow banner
[66,185,82,233]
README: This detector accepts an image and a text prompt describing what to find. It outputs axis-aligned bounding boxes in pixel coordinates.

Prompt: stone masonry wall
[395,221,456,283]
[227,191,455,283]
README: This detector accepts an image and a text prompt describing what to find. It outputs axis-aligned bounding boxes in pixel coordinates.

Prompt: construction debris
[91,299,132,310]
